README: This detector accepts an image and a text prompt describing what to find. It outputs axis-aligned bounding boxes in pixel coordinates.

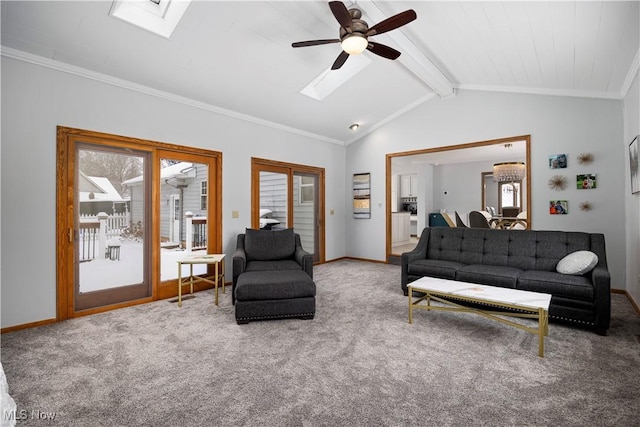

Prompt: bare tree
[79,150,143,196]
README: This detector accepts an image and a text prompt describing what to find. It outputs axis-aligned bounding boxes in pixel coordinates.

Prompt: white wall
[431,158,526,216]
[0,57,347,328]
[346,89,627,291]
[623,68,640,306]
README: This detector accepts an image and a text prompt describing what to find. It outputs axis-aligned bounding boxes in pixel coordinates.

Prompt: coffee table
[408,276,551,357]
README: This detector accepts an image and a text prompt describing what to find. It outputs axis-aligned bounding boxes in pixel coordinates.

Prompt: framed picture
[549,200,568,215]
[630,136,639,194]
[353,173,371,219]
[577,174,596,189]
[549,154,567,169]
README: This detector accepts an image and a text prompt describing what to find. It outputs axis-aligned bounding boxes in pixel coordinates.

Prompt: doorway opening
[385,135,531,262]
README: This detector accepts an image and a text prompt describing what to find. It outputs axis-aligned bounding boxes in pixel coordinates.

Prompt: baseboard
[612,288,640,315]
[1,317,57,334]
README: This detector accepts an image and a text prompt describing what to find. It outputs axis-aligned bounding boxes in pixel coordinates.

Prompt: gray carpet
[2,259,640,426]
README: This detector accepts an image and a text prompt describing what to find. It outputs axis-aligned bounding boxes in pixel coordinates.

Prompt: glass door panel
[159,158,209,281]
[75,144,150,310]
[259,171,288,230]
[293,173,319,262]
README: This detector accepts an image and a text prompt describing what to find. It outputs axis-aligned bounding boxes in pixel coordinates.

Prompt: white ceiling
[1,1,638,145]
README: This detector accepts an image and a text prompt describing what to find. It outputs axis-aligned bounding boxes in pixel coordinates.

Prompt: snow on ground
[79,240,207,293]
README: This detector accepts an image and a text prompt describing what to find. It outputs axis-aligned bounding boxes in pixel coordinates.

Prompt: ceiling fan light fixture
[341,34,368,55]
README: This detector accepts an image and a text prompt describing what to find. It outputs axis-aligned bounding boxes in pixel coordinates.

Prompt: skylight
[109,0,191,39]
[300,54,372,101]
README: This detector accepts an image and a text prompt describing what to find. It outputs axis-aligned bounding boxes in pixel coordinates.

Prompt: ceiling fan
[292,1,417,70]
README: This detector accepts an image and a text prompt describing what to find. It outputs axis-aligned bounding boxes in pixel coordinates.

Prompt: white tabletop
[410,276,551,310]
[178,254,225,264]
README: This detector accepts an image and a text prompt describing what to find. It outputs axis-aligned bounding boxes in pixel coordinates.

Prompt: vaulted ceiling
[2,1,638,145]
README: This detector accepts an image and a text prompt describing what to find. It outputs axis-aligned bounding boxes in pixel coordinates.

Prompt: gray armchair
[232,228,315,323]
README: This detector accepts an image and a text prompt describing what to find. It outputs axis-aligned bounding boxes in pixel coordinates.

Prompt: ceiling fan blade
[331,50,350,70]
[367,10,417,36]
[329,1,352,33]
[367,42,401,60]
[292,39,340,48]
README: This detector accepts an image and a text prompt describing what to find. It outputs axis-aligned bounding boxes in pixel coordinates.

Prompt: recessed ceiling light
[349,123,360,131]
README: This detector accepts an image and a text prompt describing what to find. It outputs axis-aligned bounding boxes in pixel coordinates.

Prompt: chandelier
[493,162,526,182]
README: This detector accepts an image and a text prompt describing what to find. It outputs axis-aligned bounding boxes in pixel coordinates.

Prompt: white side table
[177,254,225,307]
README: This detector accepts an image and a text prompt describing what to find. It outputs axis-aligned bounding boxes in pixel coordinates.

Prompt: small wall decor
[353,172,371,219]
[577,152,594,165]
[577,174,596,189]
[548,175,568,191]
[579,201,592,211]
[630,135,639,194]
[549,200,568,214]
[549,154,567,169]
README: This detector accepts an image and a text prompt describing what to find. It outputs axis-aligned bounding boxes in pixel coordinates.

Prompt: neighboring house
[123,162,208,244]
[78,172,129,216]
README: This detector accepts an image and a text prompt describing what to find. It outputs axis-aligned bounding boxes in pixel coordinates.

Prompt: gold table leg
[538,308,548,357]
[214,261,219,306]
[178,261,183,308]
[408,286,413,324]
[189,264,194,295]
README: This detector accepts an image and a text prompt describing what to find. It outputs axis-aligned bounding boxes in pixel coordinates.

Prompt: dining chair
[469,211,491,228]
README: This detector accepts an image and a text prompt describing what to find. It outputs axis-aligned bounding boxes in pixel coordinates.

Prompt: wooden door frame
[56,126,222,320]
[251,157,325,264]
[385,135,531,260]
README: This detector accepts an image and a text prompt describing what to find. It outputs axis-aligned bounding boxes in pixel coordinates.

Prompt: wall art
[548,154,567,169]
[579,201,592,211]
[549,200,568,215]
[630,135,639,194]
[577,153,594,165]
[353,173,371,219]
[548,175,568,191]
[577,174,596,189]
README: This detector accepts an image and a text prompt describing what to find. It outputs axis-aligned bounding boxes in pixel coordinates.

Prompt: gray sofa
[401,227,611,334]
[233,228,315,324]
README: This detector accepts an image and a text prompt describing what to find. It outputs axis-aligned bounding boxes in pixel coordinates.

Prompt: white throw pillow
[556,251,599,275]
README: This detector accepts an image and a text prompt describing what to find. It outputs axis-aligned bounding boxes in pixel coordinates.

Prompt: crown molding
[455,83,623,101]
[620,48,640,99]
[1,46,345,146]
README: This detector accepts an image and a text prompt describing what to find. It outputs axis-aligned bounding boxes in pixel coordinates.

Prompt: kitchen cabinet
[392,212,411,246]
[391,175,399,212]
[400,174,417,197]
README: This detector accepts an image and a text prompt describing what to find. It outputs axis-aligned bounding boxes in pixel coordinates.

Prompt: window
[200,181,208,211]
[299,175,315,204]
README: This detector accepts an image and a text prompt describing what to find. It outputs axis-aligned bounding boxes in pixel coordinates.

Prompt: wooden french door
[251,158,325,264]
[56,127,222,319]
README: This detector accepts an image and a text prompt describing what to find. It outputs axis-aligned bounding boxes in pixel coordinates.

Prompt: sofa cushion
[517,270,594,300]
[407,259,465,280]
[235,270,316,301]
[455,264,522,288]
[556,251,598,275]
[245,260,302,273]
[244,228,295,261]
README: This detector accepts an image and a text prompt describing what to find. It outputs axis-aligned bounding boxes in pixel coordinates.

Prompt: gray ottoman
[234,270,316,324]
